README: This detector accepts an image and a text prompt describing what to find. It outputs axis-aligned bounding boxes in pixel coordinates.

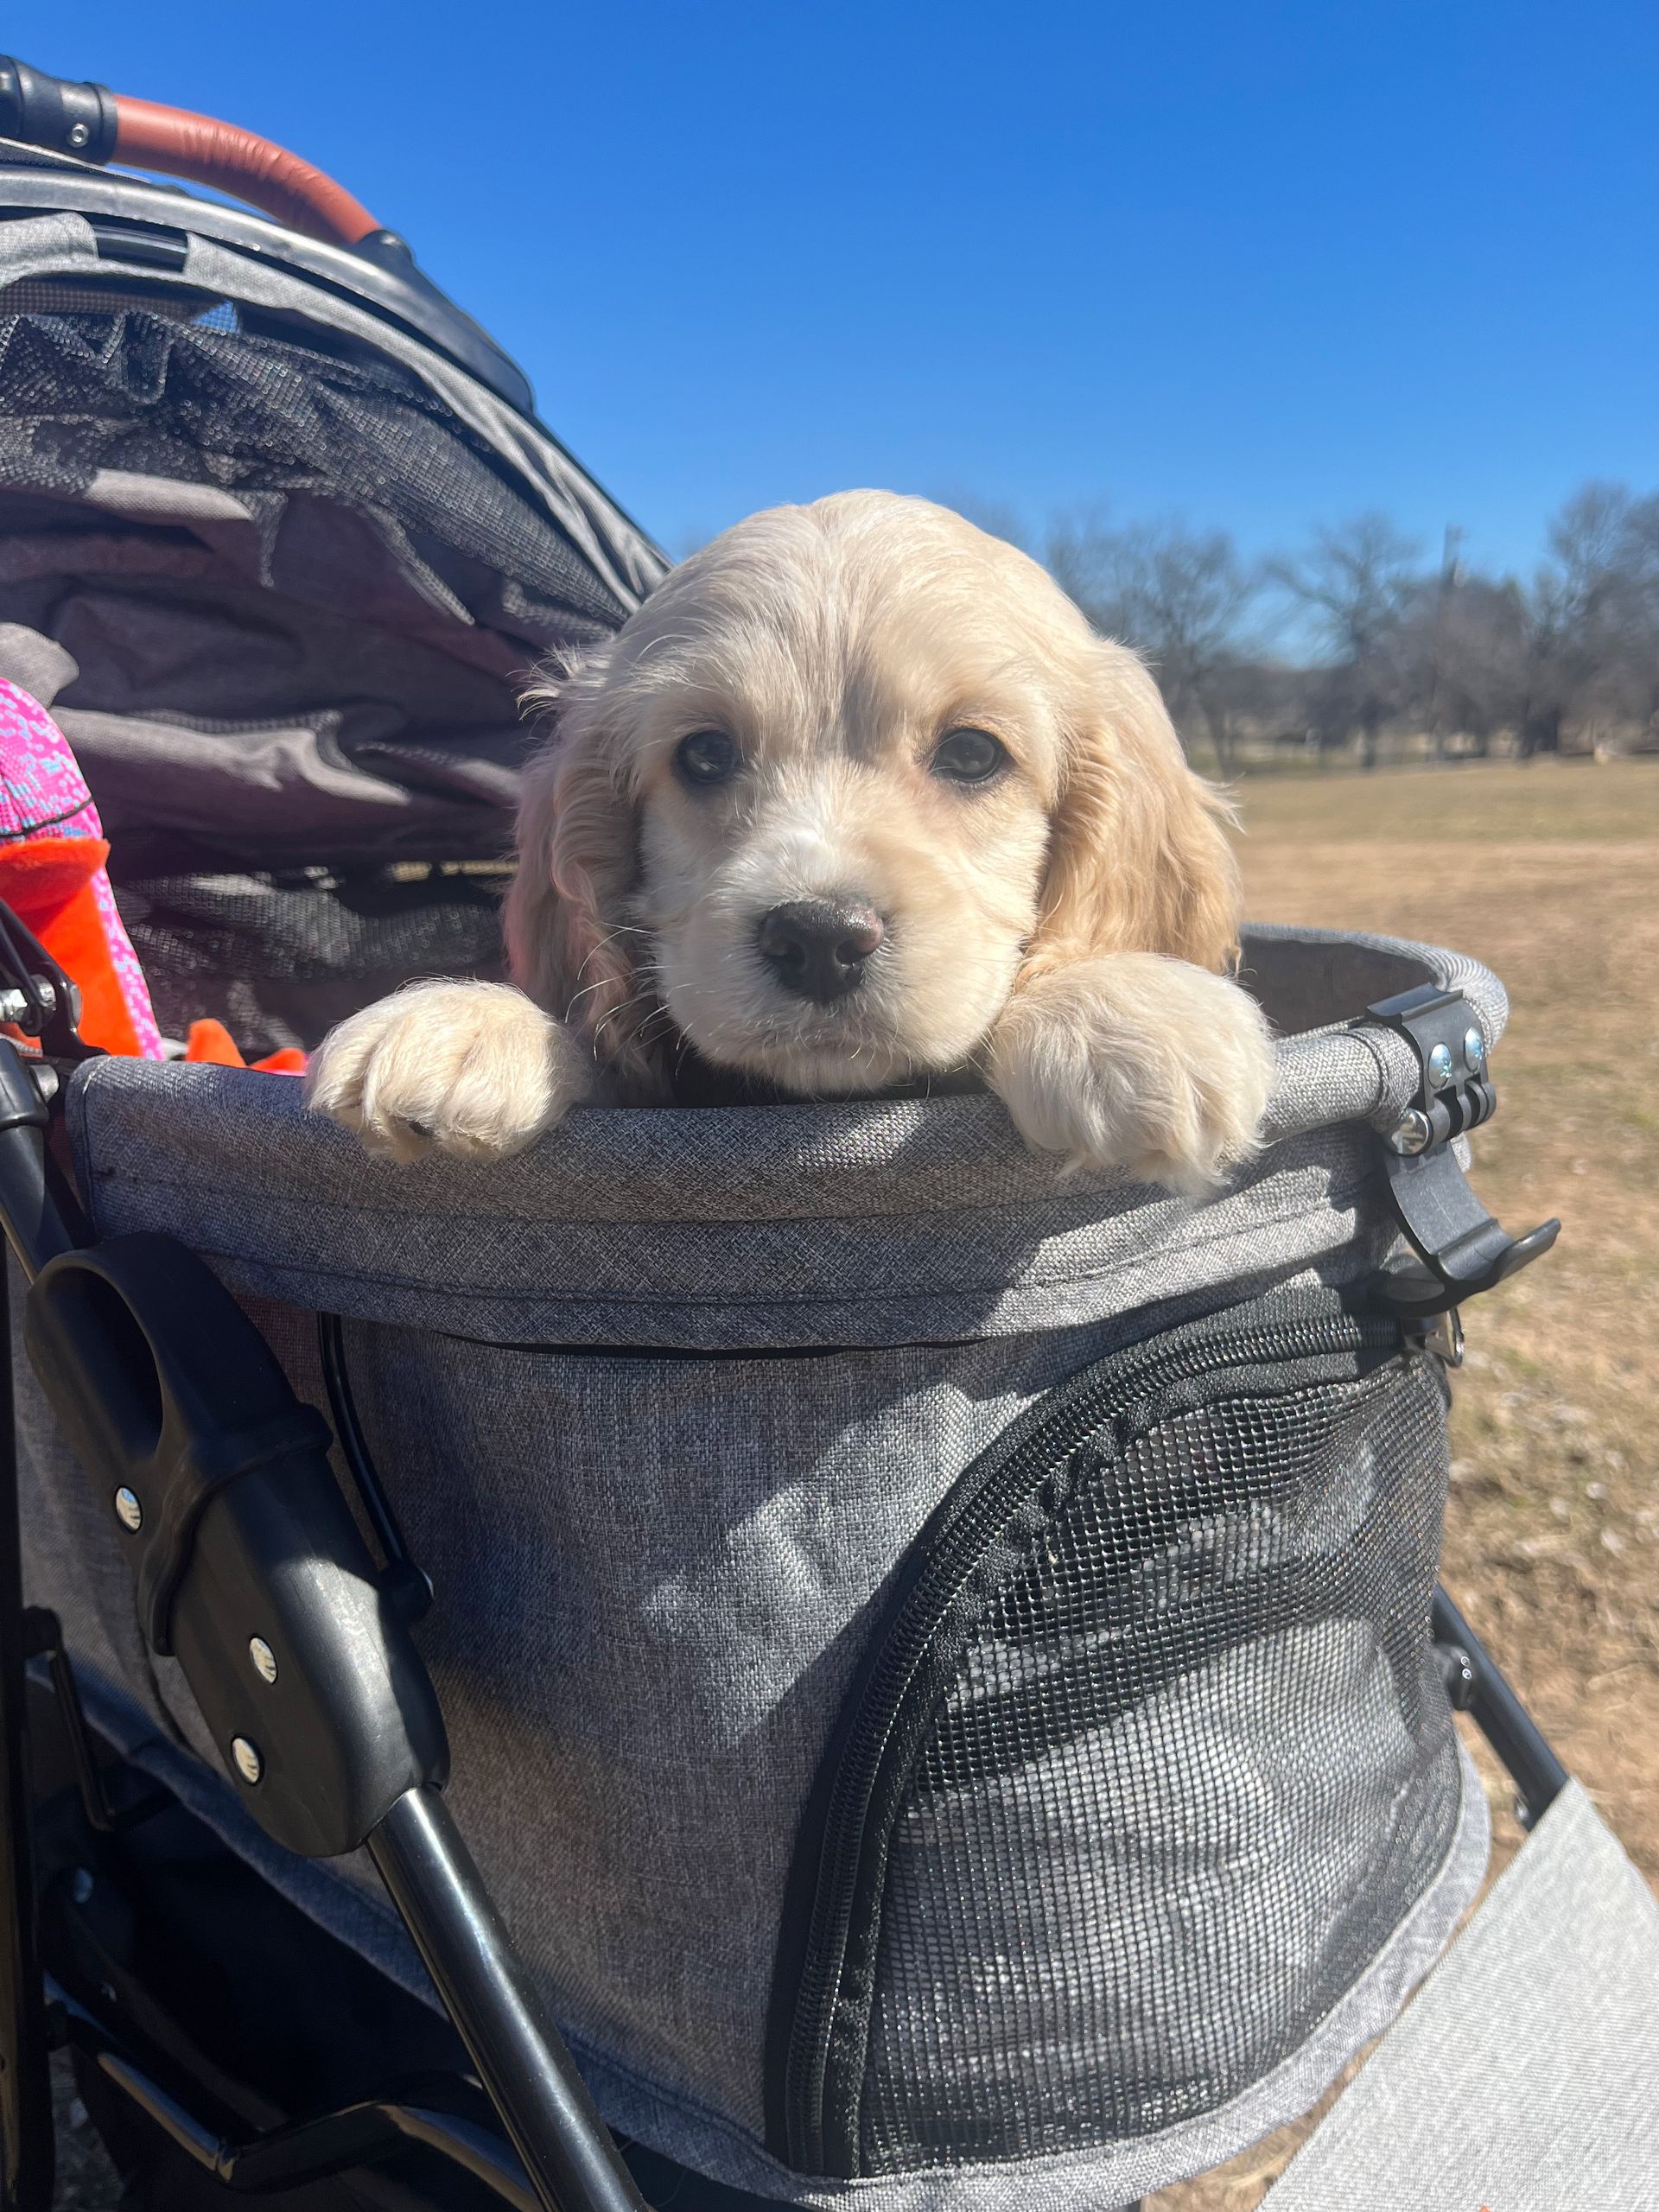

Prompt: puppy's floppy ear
[1023,641,1243,982]
[507,650,669,1100]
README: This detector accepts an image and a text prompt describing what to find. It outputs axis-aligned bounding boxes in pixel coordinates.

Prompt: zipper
[773,1292,1407,2176]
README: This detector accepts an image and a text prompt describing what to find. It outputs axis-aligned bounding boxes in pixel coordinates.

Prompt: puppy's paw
[986,955,1273,1195]
[305,981,595,1164]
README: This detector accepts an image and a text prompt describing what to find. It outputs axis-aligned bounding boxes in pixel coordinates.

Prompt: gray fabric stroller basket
[16,920,1497,2212]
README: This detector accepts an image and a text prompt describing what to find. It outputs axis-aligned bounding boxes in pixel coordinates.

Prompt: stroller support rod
[1433,1586,1568,1826]
[368,1785,649,2212]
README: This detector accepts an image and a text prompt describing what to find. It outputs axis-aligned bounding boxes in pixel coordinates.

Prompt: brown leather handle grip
[111,94,379,246]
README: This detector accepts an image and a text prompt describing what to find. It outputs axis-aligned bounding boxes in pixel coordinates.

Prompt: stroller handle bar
[0,55,382,246]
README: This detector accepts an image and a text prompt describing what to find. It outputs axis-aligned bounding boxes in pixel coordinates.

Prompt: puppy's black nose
[756,899,886,1003]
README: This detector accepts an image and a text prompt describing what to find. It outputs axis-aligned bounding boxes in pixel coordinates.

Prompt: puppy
[307,493,1273,1191]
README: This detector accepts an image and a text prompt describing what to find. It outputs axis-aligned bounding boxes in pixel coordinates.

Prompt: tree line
[1023,483,1659,772]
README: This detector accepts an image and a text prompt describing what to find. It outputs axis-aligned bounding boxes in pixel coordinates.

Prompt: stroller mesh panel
[114,869,508,1053]
[864,1351,1453,2171]
[0,277,238,324]
[776,1288,1462,2179]
[0,308,626,632]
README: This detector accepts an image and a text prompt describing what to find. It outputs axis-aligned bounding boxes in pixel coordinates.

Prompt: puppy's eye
[930,728,1007,785]
[675,729,741,786]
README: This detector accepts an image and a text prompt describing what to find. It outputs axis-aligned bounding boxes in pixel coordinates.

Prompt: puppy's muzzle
[756,899,885,1005]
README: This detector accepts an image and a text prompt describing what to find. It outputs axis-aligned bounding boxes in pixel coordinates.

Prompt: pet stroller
[0,57,1653,2212]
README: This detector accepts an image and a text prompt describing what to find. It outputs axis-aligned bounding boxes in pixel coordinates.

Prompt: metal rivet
[1463,1026,1485,1071]
[231,1736,264,1786]
[248,1637,277,1685]
[113,1486,143,1533]
[67,122,92,149]
[1427,1043,1454,1090]
[1388,1109,1433,1155]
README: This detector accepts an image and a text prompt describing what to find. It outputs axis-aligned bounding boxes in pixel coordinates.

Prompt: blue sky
[15,2,1658,575]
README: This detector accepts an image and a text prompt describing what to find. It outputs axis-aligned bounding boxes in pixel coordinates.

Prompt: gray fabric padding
[64,928,1505,1352]
[70,1068,1399,1351]
[0,620,76,707]
[1266,1779,1659,2209]
[22,1277,1223,2140]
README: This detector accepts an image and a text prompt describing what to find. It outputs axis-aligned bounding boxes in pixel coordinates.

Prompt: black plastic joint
[24,1236,448,1857]
[352,228,417,270]
[0,58,118,164]
[1363,982,1559,1318]
[132,1405,335,1656]
[1366,982,1495,1153]
[1433,1639,1477,1711]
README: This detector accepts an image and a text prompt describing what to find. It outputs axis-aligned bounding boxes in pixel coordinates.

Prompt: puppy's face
[628,577,1061,1094]
[512,493,1241,1098]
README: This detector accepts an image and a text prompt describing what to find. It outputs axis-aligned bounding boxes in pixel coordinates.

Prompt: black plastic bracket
[1364,984,1560,1319]
[0,902,94,1064]
[24,1236,449,1858]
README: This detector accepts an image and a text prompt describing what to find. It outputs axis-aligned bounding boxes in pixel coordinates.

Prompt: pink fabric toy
[0,679,164,1058]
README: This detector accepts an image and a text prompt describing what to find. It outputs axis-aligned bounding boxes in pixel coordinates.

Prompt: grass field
[1154,753,1659,2209]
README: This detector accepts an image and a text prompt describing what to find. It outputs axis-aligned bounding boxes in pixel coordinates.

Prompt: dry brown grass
[1151,753,1659,2209]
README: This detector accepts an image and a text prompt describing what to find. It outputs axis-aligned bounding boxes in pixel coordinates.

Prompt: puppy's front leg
[305,980,596,1164]
[985,954,1273,1195]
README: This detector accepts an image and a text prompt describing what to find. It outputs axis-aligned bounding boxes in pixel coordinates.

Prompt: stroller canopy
[0,144,666,880]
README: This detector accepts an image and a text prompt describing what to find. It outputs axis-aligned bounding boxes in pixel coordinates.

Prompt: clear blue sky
[15,1,1658,575]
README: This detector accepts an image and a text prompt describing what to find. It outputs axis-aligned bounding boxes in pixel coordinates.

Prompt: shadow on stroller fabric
[0,55,1651,2212]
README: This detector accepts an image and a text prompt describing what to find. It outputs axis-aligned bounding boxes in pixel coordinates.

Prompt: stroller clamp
[1366,982,1560,1319]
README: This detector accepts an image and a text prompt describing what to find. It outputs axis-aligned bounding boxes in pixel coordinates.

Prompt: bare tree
[1270,515,1423,768]
[1047,513,1261,772]
[951,482,1659,766]
[1514,482,1659,753]
[1415,574,1531,753]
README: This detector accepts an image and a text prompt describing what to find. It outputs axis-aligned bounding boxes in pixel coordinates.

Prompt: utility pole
[1427,524,1466,760]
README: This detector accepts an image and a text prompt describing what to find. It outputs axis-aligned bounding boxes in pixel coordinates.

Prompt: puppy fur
[308,493,1273,1191]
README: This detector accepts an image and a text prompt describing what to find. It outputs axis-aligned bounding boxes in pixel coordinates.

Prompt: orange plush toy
[181,1020,307,1076]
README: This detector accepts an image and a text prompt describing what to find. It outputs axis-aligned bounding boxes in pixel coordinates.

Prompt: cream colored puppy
[308,493,1273,1191]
